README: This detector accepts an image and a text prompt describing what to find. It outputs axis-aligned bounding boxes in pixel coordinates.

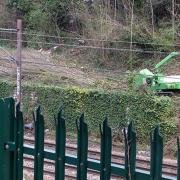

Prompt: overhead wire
[0,45,179,80]
[0,30,180,80]
[0,57,15,62]
[0,10,179,84]
[0,46,16,61]
[0,28,17,32]
[0,30,180,47]
[19,32,180,46]
[0,38,175,55]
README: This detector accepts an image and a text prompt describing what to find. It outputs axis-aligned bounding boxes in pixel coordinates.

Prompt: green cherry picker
[135,52,180,96]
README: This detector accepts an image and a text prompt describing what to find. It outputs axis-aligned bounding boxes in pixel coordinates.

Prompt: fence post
[55,108,66,180]
[76,114,88,180]
[177,138,180,179]
[124,122,136,180]
[0,98,15,180]
[16,19,22,103]
[14,103,24,180]
[100,118,112,180]
[150,126,163,180]
[34,106,45,180]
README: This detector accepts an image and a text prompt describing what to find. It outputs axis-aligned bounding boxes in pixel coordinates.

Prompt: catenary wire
[0,38,175,55]
[0,28,17,32]
[0,46,16,62]
[0,30,180,47]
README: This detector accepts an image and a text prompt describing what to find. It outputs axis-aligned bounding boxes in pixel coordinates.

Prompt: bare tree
[149,0,155,38]
[129,0,135,70]
[172,0,175,42]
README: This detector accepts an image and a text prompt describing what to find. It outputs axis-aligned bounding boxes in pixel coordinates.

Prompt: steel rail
[24,156,122,179]
[24,137,177,177]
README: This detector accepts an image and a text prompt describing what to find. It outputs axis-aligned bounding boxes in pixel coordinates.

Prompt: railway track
[24,156,120,179]
[23,137,177,178]
[24,156,76,179]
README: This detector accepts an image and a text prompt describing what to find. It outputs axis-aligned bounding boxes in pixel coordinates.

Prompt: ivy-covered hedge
[0,80,176,141]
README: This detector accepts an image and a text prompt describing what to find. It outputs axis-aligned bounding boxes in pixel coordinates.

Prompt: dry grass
[0,47,128,90]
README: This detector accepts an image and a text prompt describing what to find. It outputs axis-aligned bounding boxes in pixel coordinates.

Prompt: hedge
[0,80,176,141]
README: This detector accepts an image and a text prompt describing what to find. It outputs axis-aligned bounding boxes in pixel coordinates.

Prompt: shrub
[0,80,176,142]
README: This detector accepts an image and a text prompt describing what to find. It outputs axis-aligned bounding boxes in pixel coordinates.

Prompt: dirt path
[0,48,127,89]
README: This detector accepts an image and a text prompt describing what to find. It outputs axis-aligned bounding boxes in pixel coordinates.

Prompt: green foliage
[15,0,72,46]
[42,0,70,28]
[26,8,50,31]
[0,80,15,98]
[17,0,33,13]
[127,72,137,91]
[0,81,176,142]
[6,0,178,70]
[134,0,146,9]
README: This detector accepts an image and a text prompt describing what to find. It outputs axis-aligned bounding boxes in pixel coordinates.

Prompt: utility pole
[16,19,22,103]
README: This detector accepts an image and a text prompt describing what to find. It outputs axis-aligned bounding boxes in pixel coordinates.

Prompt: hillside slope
[0,0,180,91]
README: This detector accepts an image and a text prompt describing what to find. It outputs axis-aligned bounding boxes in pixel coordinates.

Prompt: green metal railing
[0,97,179,180]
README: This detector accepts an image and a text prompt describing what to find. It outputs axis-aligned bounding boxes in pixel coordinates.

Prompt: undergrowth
[0,80,176,143]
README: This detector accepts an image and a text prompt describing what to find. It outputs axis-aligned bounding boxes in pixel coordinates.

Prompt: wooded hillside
[2,0,180,70]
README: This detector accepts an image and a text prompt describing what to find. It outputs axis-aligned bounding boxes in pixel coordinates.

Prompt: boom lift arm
[155,52,180,72]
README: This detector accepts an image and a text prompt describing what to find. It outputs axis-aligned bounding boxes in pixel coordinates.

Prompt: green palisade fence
[0,97,179,180]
